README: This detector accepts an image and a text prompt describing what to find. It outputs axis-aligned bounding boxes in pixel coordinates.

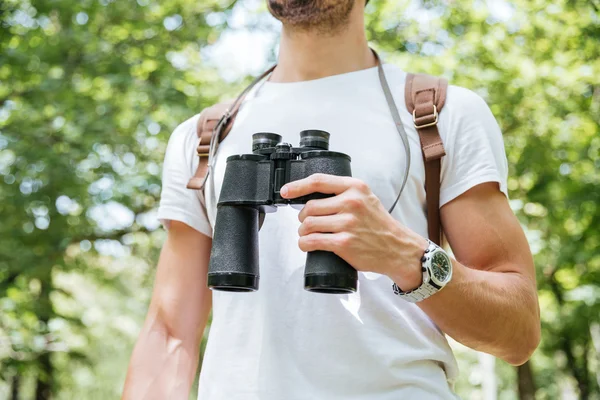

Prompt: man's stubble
[267,0,357,35]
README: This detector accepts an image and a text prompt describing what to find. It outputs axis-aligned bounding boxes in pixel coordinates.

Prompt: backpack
[185,67,447,246]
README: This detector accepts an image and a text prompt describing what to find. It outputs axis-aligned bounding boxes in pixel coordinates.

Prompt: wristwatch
[392,240,453,303]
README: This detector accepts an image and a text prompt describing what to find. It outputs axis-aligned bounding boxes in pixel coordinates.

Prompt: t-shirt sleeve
[157,114,213,237]
[439,86,509,207]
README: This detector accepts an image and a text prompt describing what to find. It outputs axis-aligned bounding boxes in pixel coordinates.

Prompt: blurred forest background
[1,0,599,399]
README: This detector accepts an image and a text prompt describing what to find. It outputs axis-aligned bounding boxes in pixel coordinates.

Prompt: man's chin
[267,0,355,33]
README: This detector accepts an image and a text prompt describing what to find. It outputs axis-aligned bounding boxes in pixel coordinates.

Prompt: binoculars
[207,130,357,294]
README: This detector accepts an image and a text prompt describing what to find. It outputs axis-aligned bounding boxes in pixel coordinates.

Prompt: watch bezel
[426,247,453,287]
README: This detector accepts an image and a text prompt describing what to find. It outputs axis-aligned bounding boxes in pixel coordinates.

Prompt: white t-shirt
[158,64,508,400]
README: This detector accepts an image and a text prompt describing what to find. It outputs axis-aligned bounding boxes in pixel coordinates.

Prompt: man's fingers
[298,214,356,236]
[281,173,353,199]
[298,196,344,222]
[297,232,351,253]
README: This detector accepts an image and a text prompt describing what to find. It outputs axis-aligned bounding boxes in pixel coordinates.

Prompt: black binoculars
[207,130,357,294]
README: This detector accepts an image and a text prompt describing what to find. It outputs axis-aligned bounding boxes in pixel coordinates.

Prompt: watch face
[431,251,451,282]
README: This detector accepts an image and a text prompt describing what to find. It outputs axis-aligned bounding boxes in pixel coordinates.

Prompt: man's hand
[280,173,427,291]
[281,174,540,365]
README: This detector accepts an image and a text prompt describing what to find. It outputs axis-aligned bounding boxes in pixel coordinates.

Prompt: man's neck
[269,12,376,83]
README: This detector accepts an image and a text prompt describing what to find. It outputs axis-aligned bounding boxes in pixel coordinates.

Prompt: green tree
[366,0,599,397]
[0,0,235,397]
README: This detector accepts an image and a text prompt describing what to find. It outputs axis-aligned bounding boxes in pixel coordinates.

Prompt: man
[122,0,541,398]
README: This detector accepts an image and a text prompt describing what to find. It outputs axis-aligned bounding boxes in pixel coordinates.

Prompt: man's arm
[419,182,540,365]
[281,175,541,367]
[122,221,212,399]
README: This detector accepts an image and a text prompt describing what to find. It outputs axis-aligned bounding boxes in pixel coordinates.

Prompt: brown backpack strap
[186,65,277,191]
[186,101,236,190]
[404,73,448,246]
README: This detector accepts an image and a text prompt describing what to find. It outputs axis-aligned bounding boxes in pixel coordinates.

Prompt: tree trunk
[34,276,54,400]
[590,323,600,390]
[549,272,591,400]
[35,351,52,400]
[517,360,536,400]
[11,374,20,400]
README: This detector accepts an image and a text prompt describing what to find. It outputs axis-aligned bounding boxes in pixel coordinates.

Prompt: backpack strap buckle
[413,104,438,129]
[196,146,210,157]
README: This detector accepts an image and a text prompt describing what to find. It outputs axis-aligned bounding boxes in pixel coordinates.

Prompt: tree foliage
[366,0,599,397]
[1,0,235,397]
[0,0,598,398]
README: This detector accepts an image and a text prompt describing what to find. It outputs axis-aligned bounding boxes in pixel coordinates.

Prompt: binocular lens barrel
[208,206,260,292]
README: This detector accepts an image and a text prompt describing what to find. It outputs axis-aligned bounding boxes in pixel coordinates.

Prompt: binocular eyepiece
[207,130,357,294]
[251,130,331,153]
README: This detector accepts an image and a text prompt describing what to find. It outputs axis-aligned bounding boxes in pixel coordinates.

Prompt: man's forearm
[122,312,203,399]
[122,222,213,399]
[406,260,540,366]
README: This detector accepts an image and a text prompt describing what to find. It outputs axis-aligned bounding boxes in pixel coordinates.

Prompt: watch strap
[393,281,439,303]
